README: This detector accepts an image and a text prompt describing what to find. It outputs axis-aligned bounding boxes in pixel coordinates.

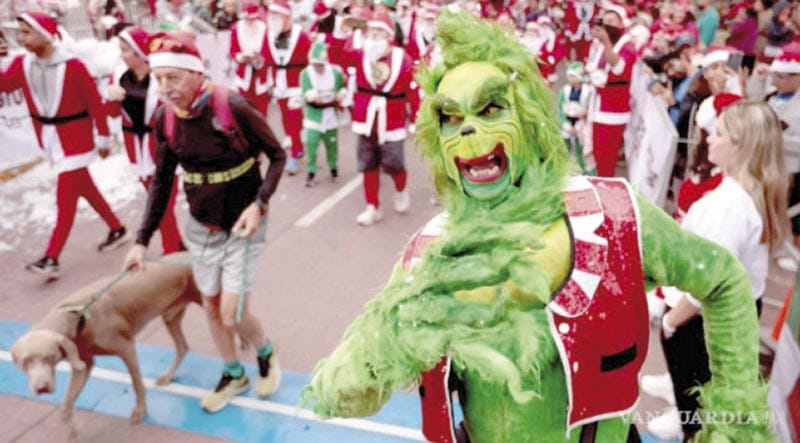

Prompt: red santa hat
[118,26,150,60]
[17,11,60,42]
[696,92,742,134]
[601,1,630,27]
[268,0,292,17]
[313,0,331,19]
[701,44,737,68]
[368,11,394,36]
[242,1,262,19]
[770,41,800,74]
[148,32,205,73]
[421,3,440,20]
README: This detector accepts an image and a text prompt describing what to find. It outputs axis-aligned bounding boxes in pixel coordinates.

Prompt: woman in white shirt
[652,101,790,440]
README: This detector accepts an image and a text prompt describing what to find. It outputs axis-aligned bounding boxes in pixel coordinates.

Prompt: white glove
[408,123,416,134]
[661,313,676,340]
[304,90,319,103]
[106,85,126,101]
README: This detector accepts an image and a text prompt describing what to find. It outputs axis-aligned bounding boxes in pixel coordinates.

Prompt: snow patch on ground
[0,153,143,252]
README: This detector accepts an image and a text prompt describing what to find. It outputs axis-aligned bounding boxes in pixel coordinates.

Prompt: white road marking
[0,350,424,441]
[294,176,362,228]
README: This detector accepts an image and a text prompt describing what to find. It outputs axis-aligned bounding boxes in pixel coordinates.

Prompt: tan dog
[10,252,201,427]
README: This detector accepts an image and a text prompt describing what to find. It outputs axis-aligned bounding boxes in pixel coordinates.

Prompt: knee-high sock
[363,169,380,207]
[46,167,121,259]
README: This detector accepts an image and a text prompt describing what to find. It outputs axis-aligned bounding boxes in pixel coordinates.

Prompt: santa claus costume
[585,3,636,177]
[265,0,312,174]
[106,25,183,254]
[342,12,420,226]
[563,0,598,63]
[230,1,272,117]
[1,12,127,278]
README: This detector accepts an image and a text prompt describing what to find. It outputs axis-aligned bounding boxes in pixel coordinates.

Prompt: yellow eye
[441,114,464,125]
[479,104,503,116]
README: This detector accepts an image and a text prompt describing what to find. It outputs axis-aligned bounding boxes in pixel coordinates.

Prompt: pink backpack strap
[163,104,176,150]
[211,84,248,152]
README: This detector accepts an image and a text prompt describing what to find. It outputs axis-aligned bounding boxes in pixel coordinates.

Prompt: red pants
[592,122,626,177]
[277,97,304,159]
[141,176,183,254]
[46,167,122,259]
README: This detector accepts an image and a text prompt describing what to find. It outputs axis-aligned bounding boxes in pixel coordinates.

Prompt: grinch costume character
[302,11,772,442]
[300,41,347,186]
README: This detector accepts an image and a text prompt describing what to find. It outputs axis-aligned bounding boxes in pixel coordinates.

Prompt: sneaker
[255,352,281,398]
[641,372,676,405]
[97,227,129,252]
[286,158,298,176]
[331,168,338,183]
[394,188,410,213]
[356,204,383,226]
[305,172,316,188]
[647,406,684,441]
[201,372,250,413]
[25,256,59,279]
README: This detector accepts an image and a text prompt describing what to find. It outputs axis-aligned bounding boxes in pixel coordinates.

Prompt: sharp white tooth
[487,155,495,161]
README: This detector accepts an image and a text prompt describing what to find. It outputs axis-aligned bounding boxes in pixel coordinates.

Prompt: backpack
[162,85,249,153]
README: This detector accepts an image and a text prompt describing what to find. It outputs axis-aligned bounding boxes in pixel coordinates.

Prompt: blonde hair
[719,101,790,251]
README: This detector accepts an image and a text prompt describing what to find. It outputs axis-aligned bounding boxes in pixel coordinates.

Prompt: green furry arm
[638,195,772,441]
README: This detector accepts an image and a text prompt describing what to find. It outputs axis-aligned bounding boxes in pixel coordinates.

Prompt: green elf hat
[380,0,397,10]
[309,40,329,64]
[566,61,585,79]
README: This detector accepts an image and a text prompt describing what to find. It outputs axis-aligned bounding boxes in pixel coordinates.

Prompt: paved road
[0,106,792,442]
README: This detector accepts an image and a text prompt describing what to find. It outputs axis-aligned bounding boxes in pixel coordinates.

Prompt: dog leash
[76,269,130,330]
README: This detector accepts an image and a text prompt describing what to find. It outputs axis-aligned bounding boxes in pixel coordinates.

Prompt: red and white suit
[265,24,312,158]
[406,177,648,442]
[344,44,420,144]
[586,35,637,177]
[230,18,272,116]
[1,51,123,259]
[536,31,566,84]
[563,1,598,63]
[106,66,183,253]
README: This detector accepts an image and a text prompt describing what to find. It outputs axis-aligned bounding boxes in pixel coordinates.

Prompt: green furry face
[434,62,523,200]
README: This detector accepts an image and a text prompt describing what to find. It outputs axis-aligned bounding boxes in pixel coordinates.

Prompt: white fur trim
[268,3,292,16]
[18,13,56,42]
[118,30,147,60]
[770,59,800,74]
[702,50,730,68]
[149,52,204,73]
[368,20,394,36]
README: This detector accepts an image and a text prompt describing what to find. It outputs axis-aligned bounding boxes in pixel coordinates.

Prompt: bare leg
[156,306,189,385]
[117,342,147,423]
[202,294,237,362]
[220,290,266,350]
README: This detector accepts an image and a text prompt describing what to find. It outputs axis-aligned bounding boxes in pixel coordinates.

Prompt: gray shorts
[357,134,405,173]
[183,216,267,296]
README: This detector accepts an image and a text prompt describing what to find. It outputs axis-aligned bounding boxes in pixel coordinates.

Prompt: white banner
[624,63,677,209]
[0,88,41,165]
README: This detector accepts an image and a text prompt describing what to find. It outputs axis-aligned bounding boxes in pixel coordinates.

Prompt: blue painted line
[0,320,676,442]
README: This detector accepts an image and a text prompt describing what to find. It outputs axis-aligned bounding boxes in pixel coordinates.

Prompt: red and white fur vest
[404,176,649,442]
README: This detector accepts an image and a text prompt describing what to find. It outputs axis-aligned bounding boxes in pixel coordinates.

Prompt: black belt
[275,64,306,70]
[31,111,89,125]
[122,125,154,136]
[357,88,406,99]
[308,101,337,109]
[605,80,630,87]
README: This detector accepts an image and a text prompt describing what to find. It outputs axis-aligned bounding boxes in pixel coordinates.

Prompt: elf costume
[302,11,772,442]
[300,41,346,186]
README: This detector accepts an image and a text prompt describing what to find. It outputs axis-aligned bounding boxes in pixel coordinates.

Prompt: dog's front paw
[129,404,146,424]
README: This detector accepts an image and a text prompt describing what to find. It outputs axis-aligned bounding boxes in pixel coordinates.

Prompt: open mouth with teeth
[455,143,508,184]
